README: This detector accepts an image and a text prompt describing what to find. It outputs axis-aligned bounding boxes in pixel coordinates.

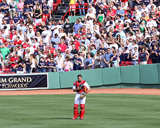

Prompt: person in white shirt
[106,17,115,27]
[87,4,96,15]
[51,21,62,37]
[110,39,118,50]
[131,47,139,65]
[131,40,138,52]
[27,26,35,39]
[147,0,156,11]
[85,9,96,20]
[146,16,157,28]
[141,4,149,14]
[26,44,34,54]
[42,26,51,46]
[134,6,141,18]
[0,10,4,29]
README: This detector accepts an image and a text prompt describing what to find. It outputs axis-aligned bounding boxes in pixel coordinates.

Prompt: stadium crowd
[0,0,159,73]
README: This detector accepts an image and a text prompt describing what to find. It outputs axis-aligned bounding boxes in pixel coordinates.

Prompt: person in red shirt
[22,39,29,49]
[49,43,55,56]
[107,7,116,19]
[74,30,81,38]
[14,36,22,46]
[74,37,80,51]
[82,25,86,35]
[0,33,5,44]
[58,38,67,54]
[9,52,19,73]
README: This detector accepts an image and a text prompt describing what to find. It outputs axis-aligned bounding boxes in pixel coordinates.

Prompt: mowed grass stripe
[0,94,160,128]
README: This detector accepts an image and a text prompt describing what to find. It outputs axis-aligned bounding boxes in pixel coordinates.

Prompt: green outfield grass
[0,94,160,128]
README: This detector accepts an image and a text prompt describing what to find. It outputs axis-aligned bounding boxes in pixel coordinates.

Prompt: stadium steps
[52,0,69,21]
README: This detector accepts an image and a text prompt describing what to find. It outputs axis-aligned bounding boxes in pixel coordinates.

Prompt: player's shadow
[51,117,71,120]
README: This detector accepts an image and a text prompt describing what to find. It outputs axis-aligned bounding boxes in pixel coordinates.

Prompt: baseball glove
[80,92,87,99]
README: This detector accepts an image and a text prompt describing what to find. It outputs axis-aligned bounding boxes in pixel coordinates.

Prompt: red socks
[80,104,85,120]
[72,104,79,119]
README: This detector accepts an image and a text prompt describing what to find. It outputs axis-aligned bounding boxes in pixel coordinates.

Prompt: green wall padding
[80,69,103,87]
[102,67,121,85]
[157,64,160,84]
[48,72,60,89]
[121,65,139,83]
[68,16,84,24]
[59,71,81,88]
[140,64,158,84]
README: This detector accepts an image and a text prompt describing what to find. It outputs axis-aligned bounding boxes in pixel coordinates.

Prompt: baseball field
[1,89,160,128]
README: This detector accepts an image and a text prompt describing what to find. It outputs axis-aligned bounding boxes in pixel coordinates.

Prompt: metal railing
[62,3,89,20]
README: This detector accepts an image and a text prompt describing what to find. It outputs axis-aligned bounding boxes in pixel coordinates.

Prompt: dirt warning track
[0,88,160,95]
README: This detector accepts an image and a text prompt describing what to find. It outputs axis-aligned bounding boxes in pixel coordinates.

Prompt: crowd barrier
[49,64,160,89]
[1,64,160,90]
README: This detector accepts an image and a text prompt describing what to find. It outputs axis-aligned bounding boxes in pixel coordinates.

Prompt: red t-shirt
[10,56,19,67]
[0,37,5,43]
[82,29,86,35]
[107,11,116,17]
[23,43,28,49]
[121,0,128,2]
[74,40,80,51]
[49,47,55,54]
[58,43,67,52]
[74,34,81,38]
[14,40,22,45]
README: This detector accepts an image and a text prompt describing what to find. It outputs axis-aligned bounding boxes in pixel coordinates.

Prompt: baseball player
[72,74,90,120]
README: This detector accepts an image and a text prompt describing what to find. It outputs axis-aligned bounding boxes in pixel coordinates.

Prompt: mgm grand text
[0,77,32,88]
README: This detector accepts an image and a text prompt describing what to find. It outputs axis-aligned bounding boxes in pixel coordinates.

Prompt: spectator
[73,53,82,70]
[9,0,16,19]
[104,48,113,67]
[64,18,73,34]
[38,57,46,72]
[17,0,24,18]
[100,49,106,68]
[74,19,82,34]
[0,43,10,67]
[25,57,31,73]
[110,50,120,67]
[84,53,94,69]
[139,47,149,65]
[63,56,72,71]
[30,54,36,73]
[94,50,100,68]
[85,9,96,20]
[9,52,18,72]
[47,58,56,72]
[131,47,139,65]
[34,4,42,24]
[14,57,25,73]
[1,0,9,14]
[23,4,32,21]
[71,45,78,55]
[78,0,85,16]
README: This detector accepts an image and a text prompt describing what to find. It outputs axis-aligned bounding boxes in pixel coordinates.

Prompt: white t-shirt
[106,20,115,27]
[132,51,139,60]
[26,46,34,54]
[51,25,61,36]
[0,14,4,28]
[110,43,118,50]
[146,20,157,28]
[87,7,96,15]
[42,30,51,44]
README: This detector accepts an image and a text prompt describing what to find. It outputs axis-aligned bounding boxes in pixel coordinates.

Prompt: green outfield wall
[48,64,160,89]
